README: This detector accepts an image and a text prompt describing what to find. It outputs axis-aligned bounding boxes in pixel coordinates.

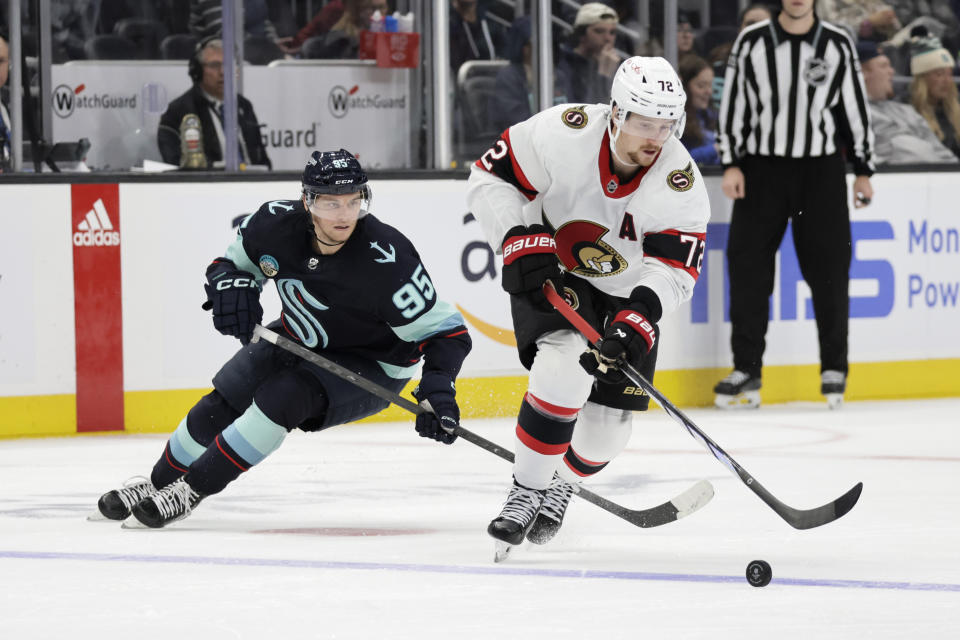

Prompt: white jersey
[467,103,711,317]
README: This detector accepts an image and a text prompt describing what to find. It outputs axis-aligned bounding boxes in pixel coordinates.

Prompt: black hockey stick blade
[543,282,863,530]
[252,324,714,529]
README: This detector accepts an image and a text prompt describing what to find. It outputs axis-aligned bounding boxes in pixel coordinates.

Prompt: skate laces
[116,476,156,510]
[539,475,575,523]
[720,370,751,386]
[151,478,201,520]
[499,483,544,525]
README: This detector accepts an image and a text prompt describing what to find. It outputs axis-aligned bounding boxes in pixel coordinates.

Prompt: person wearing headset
[157,37,271,169]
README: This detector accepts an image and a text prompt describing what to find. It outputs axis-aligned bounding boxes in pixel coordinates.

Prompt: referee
[714,0,875,410]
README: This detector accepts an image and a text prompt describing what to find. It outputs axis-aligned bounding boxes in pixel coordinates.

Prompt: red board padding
[71,184,124,432]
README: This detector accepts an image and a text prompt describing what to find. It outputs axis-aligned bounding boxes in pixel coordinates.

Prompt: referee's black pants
[726,154,851,379]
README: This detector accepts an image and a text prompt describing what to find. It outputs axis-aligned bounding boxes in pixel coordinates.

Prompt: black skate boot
[821,370,846,410]
[96,477,157,521]
[131,477,204,528]
[487,478,544,561]
[713,370,762,409]
[526,473,576,545]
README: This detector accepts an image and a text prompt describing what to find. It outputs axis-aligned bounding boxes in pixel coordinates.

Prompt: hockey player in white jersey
[467,56,711,555]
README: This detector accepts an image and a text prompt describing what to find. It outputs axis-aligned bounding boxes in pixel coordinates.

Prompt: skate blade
[86,511,111,522]
[714,390,761,410]
[825,393,844,410]
[120,516,150,529]
[493,541,514,563]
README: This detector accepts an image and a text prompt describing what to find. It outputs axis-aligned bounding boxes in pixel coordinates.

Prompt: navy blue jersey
[219,199,471,380]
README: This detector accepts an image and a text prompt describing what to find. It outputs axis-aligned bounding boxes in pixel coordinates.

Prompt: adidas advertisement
[73,198,120,247]
[70,183,124,432]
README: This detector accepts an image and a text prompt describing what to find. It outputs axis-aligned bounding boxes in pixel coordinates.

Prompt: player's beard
[628,144,661,166]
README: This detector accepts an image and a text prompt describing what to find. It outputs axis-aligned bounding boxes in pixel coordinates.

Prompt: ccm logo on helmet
[502,234,556,265]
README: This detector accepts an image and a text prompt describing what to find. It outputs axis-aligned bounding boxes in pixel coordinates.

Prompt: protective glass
[304,188,371,220]
[618,114,680,142]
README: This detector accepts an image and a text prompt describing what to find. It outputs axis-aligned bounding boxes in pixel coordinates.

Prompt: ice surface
[1,399,958,639]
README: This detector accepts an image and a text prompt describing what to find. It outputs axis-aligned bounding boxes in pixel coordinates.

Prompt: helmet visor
[304,187,371,221]
[618,113,681,142]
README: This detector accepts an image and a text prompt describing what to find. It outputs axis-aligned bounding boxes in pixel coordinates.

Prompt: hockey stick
[543,282,863,530]
[251,324,714,529]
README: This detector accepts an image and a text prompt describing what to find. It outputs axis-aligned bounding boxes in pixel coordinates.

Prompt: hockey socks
[184,402,287,495]
[513,392,579,489]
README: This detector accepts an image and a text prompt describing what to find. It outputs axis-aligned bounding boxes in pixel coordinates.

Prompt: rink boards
[0,173,958,437]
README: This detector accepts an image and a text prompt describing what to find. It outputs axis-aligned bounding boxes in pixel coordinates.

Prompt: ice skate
[92,476,157,521]
[487,478,544,561]
[130,477,204,528]
[526,473,576,545]
[821,370,846,410]
[713,370,762,409]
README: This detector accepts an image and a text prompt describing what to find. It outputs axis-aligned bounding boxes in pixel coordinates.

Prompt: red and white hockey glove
[581,305,657,384]
[600,309,657,364]
[500,224,561,310]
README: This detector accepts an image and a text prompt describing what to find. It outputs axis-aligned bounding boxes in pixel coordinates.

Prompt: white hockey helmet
[609,56,687,140]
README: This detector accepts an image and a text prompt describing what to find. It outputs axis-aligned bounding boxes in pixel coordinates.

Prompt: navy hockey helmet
[301,149,373,214]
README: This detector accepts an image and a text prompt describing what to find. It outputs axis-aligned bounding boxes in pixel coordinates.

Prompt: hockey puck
[746,560,772,587]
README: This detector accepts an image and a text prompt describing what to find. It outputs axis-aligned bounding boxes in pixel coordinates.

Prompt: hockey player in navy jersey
[467,57,711,553]
[96,149,472,528]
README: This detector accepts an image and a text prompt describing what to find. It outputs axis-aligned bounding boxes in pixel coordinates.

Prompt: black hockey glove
[580,307,657,384]
[500,224,561,311]
[411,373,460,445]
[201,260,263,345]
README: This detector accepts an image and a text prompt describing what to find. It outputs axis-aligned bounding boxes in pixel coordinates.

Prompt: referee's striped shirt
[718,16,875,175]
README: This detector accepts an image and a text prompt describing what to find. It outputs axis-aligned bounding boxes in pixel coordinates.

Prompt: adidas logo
[73,199,120,247]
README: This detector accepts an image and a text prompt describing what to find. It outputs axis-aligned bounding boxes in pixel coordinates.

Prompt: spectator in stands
[50,0,96,60]
[909,33,960,158]
[157,38,271,169]
[708,4,773,113]
[679,55,720,165]
[0,33,11,171]
[491,17,570,132]
[189,0,279,42]
[816,1,901,41]
[740,3,774,29]
[449,0,505,72]
[887,1,960,55]
[311,0,376,59]
[557,3,622,104]
[610,0,645,54]
[677,11,697,60]
[859,40,957,163]
[280,0,390,55]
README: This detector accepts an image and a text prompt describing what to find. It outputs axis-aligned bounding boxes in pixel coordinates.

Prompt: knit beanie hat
[910,34,955,76]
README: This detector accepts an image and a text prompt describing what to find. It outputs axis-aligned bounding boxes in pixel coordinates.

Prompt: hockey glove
[580,307,657,384]
[411,373,460,445]
[201,260,263,345]
[500,224,561,311]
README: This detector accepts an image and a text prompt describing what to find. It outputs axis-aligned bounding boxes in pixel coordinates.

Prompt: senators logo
[554,220,627,277]
[667,163,695,192]
[561,106,588,129]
